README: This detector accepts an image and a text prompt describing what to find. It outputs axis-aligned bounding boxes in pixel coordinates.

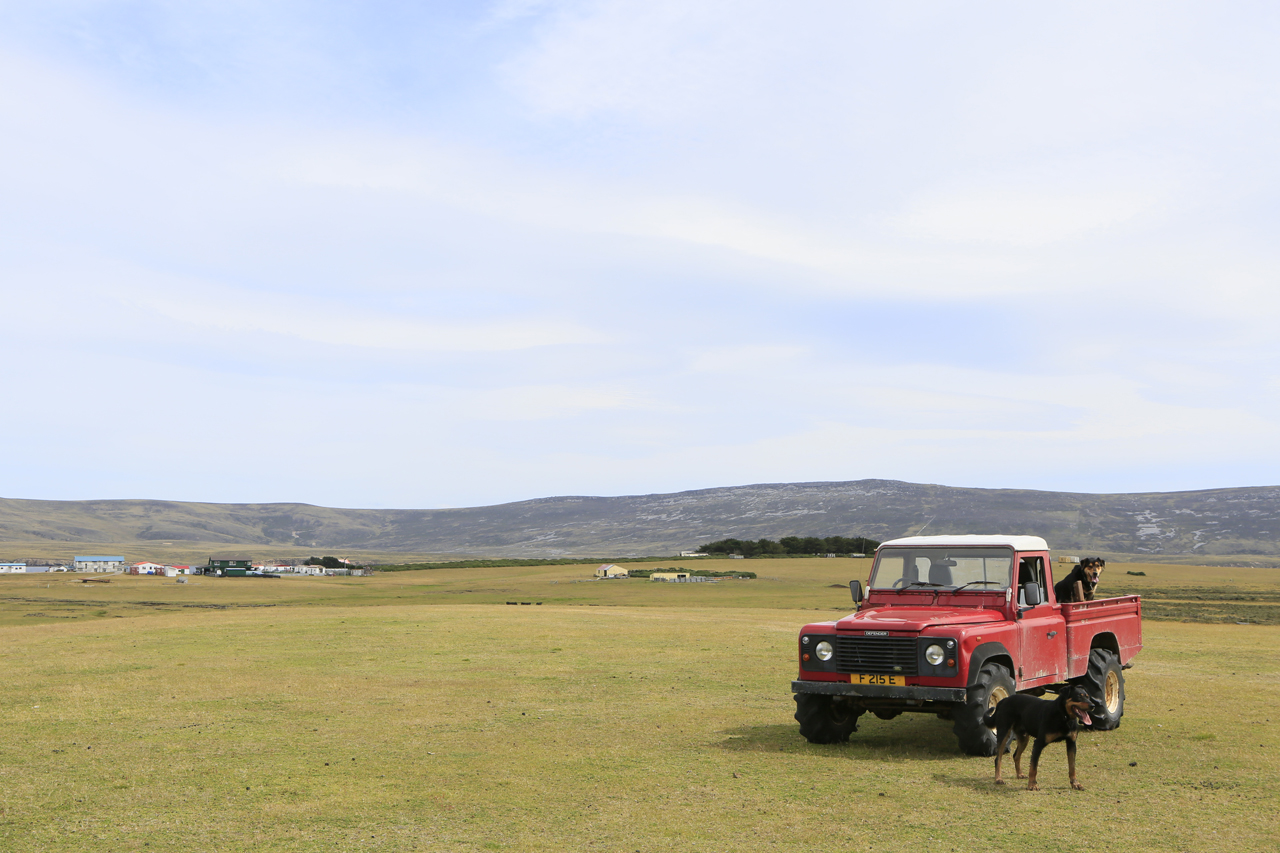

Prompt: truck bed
[1061,594,1143,679]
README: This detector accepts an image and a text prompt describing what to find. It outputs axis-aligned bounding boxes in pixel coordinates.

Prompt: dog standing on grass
[984,686,1096,790]
[1054,557,1104,603]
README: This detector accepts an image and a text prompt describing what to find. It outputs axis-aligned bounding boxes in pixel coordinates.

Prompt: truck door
[1015,555,1066,685]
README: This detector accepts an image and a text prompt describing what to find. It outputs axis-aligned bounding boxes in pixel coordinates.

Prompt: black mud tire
[953,662,1015,756]
[1077,648,1124,731]
[794,693,863,744]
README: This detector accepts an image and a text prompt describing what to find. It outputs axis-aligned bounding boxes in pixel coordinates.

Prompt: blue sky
[3,1,1279,508]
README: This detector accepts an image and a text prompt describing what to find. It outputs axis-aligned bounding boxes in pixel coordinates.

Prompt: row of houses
[0,558,132,573]
[0,557,110,573]
[0,556,370,577]
[204,558,372,577]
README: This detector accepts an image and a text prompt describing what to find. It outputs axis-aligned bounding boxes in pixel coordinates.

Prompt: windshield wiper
[952,580,1003,592]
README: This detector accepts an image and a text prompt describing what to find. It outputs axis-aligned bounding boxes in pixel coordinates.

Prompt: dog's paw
[1016,772,1027,779]
[1026,782,1040,791]
[1072,781,1084,791]
[994,779,1005,786]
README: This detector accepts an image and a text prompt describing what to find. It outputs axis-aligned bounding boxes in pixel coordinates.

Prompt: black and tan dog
[1054,557,1104,603]
[983,686,1095,790]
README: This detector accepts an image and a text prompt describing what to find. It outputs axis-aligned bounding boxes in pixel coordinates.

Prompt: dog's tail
[981,706,999,727]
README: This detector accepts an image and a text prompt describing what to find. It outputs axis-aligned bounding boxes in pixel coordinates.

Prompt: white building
[650,571,709,582]
[0,562,26,573]
[74,556,126,573]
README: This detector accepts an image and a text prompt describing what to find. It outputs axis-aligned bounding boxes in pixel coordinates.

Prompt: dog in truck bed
[983,686,1096,790]
[1054,557,1103,603]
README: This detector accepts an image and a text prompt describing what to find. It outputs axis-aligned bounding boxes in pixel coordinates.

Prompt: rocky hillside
[3,480,1280,559]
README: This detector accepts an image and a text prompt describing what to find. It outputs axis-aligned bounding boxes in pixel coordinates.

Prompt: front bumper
[791,679,967,703]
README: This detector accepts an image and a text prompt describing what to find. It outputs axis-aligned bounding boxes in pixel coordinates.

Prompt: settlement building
[650,571,709,582]
[594,564,629,578]
[205,558,253,575]
[74,556,125,572]
[0,562,26,573]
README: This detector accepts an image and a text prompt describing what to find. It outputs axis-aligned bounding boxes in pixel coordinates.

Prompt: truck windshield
[869,547,1013,591]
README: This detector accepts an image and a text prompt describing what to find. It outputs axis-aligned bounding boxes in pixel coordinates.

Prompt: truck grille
[835,636,918,675]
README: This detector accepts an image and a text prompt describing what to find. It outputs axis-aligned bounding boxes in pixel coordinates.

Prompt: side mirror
[849,580,863,603]
[1022,582,1042,607]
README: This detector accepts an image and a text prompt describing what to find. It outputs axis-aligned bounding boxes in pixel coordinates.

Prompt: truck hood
[836,606,1005,633]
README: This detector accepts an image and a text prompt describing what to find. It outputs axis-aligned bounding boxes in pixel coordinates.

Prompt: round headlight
[815,641,834,661]
[925,643,945,666]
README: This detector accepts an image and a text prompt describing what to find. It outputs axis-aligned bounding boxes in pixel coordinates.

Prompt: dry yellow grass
[0,561,1277,851]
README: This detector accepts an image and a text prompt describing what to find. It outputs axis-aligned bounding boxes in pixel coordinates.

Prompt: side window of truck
[1017,557,1046,606]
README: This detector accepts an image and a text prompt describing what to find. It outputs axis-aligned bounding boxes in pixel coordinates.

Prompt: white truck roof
[880,534,1049,551]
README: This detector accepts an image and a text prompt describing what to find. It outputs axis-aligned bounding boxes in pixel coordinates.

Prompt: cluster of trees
[697,535,881,557]
[304,555,366,569]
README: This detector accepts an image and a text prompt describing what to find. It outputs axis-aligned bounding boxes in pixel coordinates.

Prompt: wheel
[794,693,863,743]
[953,662,1014,756]
[1077,648,1124,730]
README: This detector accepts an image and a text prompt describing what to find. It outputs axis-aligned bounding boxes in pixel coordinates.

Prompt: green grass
[0,558,871,628]
[1103,563,1280,625]
[4,557,1276,627]
[1,560,1277,851]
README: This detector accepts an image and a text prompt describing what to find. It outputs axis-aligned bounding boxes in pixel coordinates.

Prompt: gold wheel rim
[986,686,1009,731]
[1104,670,1120,714]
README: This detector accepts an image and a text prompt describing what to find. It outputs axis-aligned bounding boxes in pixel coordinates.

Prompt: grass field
[2,559,1278,851]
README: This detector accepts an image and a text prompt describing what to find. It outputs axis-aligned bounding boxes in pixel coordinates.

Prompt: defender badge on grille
[863,631,888,636]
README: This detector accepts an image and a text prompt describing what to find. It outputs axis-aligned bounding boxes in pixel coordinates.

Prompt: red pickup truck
[792,535,1142,755]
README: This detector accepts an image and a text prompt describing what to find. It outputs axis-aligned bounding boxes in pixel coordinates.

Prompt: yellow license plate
[852,673,904,686]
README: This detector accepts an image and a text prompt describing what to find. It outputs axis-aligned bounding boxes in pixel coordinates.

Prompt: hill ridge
[4,479,1280,559]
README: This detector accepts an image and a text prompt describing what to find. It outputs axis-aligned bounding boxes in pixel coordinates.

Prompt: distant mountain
[3,480,1280,560]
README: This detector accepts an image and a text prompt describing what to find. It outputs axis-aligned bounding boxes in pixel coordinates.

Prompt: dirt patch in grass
[1139,600,1280,624]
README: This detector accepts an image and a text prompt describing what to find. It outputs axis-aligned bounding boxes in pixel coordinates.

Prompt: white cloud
[133,286,607,353]
[443,383,656,420]
[688,345,810,373]
[499,0,777,122]
[267,134,1045,297]
[895,186,1160,248]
